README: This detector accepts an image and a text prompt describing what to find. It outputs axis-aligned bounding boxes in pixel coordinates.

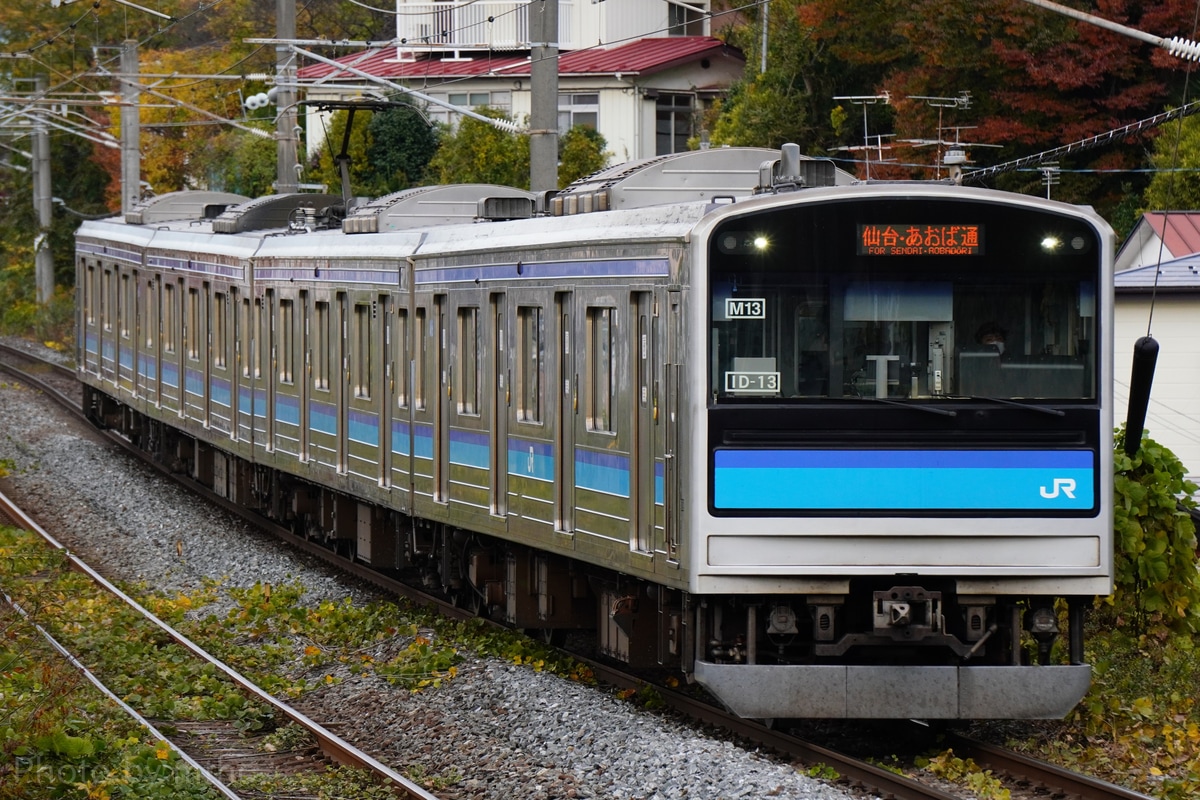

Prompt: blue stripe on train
[575,448,630,498]
[449,429,490,469]
[508,437,555,481]
[713,449,1095,510]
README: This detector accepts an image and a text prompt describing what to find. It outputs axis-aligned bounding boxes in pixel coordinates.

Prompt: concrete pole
[121,40,141,215]
[275,0,299,193]
[529,0,558,193]
[33,74,54,305]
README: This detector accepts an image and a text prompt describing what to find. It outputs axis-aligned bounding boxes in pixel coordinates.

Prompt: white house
[1115,211,1200,272]
[296,0,745,167]
[1114,254,1200,478]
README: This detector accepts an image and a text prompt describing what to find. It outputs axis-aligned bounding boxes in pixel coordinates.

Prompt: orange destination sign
[858,224,983,256]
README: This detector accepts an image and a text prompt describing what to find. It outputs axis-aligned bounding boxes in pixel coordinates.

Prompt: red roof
[1142,211,1200,257]
[299,36,741,81]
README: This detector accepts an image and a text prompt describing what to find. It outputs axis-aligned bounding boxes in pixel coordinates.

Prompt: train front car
[688,184,1113,719]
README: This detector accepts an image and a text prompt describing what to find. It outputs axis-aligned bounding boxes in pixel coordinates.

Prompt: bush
[1108,426,1200,637]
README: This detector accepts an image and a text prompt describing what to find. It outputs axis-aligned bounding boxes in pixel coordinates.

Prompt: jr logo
[1040,478,1077,499]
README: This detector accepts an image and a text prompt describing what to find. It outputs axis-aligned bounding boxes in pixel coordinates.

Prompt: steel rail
[946,732,1155,800]
[0,374,443,800]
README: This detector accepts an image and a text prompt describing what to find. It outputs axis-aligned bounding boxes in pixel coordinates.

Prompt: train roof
[74,146,868,267]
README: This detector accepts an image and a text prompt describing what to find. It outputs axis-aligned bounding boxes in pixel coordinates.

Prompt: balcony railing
[396,2,575,51]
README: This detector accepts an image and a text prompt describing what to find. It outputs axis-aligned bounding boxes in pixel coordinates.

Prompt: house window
[426,90,512,128]
[559,93,598,133]
[656,94,693,155]
[668,4,706,35]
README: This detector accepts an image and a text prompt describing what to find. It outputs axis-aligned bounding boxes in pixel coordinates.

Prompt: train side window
[415,307,427,411]
[102,270,113,332]
[186,287,200,362]
[240,299,251,378]
[587,306,614,433]
[354,302,372,399]
[517,305,543,423]
[395,308,409,408]
[145,281,156,350]
[163,283,176,355]
[457,306,479,415]
[279,298,294,384]
[120,273,132,339]
[213,292,227,368]
[314,301,330,391]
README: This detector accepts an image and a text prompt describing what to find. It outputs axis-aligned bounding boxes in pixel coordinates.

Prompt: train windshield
[708,196,1100,403]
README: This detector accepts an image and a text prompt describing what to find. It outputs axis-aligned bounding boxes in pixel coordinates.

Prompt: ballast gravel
[0,339,878,800]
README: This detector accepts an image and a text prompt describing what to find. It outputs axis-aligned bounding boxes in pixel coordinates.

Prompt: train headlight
[1040,235,1062,252]
[753,235,769,251]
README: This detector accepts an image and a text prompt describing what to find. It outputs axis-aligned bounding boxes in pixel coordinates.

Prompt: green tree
[558,125,610,188]
[366,102,440,194]
[195,129,277,197]
[308,106,376,197]
[1109,426,1200,638]
[426,109,529,189]
[1143,113,1200,210]
[705,2,836,152]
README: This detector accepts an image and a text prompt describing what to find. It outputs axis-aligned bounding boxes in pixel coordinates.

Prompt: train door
[632,291,653,554]
[259,291,273,452]
[379,295,392,488]
[161,278,181,415]
[345,294,384,483]
[101,265,115,385]
[208,287,234,436]
[491,292,507,517]
[139,276,159,407]
[183,282,208,423]
[133,274,145,400]
[410,302,434,503]
[118,270,135,396]
[389,301,414,508]
[663,289,682,565]
[435,294,449,503]
[555,291,575,533]
[302,291,316,465]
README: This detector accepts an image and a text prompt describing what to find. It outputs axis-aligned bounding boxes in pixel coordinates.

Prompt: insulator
[1165,36,1200,62]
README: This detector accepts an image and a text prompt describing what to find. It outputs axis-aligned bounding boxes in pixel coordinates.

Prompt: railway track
[0,339,1157,800]
[0,484,442,800]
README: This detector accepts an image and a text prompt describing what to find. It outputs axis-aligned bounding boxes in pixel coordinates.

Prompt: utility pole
[529,0,558,193]
[760,0,769,73]
[121,40,141,215]
[276,0,299,193]
[32,75,54,305]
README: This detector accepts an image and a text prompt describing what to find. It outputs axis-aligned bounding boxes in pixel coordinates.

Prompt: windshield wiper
[948,395,1066,417]
[852,395,957,417]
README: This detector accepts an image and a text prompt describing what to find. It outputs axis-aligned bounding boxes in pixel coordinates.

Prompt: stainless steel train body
[75,147,1114,719]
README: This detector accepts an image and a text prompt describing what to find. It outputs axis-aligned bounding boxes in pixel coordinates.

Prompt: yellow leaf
[1149,767,1163,776]
[304,645,321,656]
